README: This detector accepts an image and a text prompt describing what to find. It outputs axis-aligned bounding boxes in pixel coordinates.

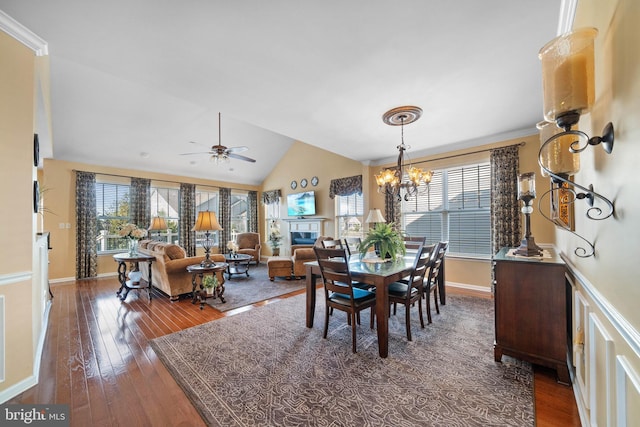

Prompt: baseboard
[446,281,492,295]
[50,271,118,285]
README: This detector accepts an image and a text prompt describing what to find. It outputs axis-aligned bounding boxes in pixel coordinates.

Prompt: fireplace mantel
[281,217,326,256]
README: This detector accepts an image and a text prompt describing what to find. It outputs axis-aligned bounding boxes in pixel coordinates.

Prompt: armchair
[236,232,261,264]
[291,236,334,278]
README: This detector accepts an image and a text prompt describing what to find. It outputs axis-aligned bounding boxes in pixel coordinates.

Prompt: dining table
[305,254,425,358]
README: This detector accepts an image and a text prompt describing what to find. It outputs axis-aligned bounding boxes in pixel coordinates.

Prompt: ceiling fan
[180,113,256,164]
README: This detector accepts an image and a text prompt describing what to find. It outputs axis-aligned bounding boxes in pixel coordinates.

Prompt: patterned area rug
[205,264,306,312]
[151,291,533,426]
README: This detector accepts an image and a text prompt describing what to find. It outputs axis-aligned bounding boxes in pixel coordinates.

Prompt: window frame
[334,193,364,240]
[401,162,491,259]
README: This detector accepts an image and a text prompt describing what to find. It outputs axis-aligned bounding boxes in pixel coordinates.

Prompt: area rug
[205,264,306,312]
[151,292,534,426]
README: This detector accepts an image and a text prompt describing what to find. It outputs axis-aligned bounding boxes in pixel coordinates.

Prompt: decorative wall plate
[311,176,319,186]
[290,180,297,190]
[300,178,308,188]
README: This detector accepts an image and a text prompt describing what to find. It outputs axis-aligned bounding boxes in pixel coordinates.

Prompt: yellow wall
[566,0,640,423]
[261,140,368,248]
[568,0,640,339]
[42,158,260,281]
[0,31,36,395]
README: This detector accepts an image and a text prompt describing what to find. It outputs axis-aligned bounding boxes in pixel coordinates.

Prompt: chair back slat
[342,237,361,257]
[314,247,355,298]
[405,244,434,299]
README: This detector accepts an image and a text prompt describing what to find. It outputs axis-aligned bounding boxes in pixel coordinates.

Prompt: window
[402,162,491,257]
[335,193,364,239]
[230,191,248,240]
[150,186,180,244]
[96,182,131,253]
[195,188,219,246]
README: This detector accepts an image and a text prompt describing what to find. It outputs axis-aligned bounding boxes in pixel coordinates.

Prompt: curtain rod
[72,169,255,192]
[409,141,526,167]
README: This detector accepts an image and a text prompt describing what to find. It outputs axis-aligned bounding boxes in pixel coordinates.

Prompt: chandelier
[375,106,433,201]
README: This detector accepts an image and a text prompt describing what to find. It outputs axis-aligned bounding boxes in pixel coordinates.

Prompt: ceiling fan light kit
[180,113,256,164]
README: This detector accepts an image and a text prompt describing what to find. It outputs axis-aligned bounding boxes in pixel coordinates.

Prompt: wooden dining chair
[403,235,426,244]
[321,239,344,249]
[342,237,361,257]
[388,244,433,341]
[314,247,376,353]
[423,242,446,324]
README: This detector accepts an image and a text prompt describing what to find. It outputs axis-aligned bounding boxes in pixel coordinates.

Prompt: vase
[128,238,138,256]
[272,247,280,256]
[128,270,142,283]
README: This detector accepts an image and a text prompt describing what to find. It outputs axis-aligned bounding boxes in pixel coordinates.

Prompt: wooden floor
[11,277,581,426]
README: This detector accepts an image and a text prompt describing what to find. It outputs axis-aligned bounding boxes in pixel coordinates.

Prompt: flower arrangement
[268,221,282,249]
[227,240,239,254]
[118,223,147,240]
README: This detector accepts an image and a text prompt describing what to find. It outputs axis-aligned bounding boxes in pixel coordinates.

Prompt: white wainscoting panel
[589,313,615,427]
[0,295,4,382]
[615,356,640,427]
[574,289,590,409]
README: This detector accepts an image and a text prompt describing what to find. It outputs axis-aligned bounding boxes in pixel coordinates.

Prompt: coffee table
[223,253,252,279]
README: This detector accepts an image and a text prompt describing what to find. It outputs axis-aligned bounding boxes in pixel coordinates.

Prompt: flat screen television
[287,191,316,217]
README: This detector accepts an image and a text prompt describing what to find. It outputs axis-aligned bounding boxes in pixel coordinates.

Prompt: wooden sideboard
[493,246,570,384]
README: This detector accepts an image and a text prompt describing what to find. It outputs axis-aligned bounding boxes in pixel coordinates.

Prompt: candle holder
[536,27,616,258]
[514,172,543,257]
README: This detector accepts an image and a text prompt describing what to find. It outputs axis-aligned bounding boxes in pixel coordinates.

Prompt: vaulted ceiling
[1,0,567,185]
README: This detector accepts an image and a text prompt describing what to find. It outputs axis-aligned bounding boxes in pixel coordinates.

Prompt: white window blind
[401,163,491,257]
[335,194,364,239]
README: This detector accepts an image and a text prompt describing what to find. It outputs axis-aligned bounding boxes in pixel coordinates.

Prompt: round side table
[186,263,228,309]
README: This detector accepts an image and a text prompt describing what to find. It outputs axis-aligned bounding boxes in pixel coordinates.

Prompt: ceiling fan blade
[226,146,248,154]
[228,153,256,163]
[179,151,213,155]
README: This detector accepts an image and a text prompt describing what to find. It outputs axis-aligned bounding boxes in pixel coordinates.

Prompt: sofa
[137,240,226,301]
[236,232,261,264]
[291,236,335,278]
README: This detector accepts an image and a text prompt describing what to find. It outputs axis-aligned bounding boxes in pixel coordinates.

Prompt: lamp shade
[539,27,597,123]
[148,216,168,231]
[192,211,223,231]
[365,209,386,223]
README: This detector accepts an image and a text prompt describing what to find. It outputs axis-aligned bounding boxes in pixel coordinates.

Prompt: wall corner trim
[0,10,48,56]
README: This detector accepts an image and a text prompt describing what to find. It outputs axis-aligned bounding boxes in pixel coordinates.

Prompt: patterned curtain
[130,177,150,229]
[179,183,196,256]
[384,192,401,231]
[219,187,231,252]
[329,175,362,199]
[75,171,97,279]
[262,189,281,205]
[248,190,258,233]
[490,145,521,254]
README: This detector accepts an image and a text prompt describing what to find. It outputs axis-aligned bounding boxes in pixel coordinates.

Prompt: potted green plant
[202,275,218,295]
[359,222,406,261]
[268,220,282,256]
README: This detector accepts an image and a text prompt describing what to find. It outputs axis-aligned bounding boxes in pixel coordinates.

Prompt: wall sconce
[514,172,543,257]
[537,27,615,258]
